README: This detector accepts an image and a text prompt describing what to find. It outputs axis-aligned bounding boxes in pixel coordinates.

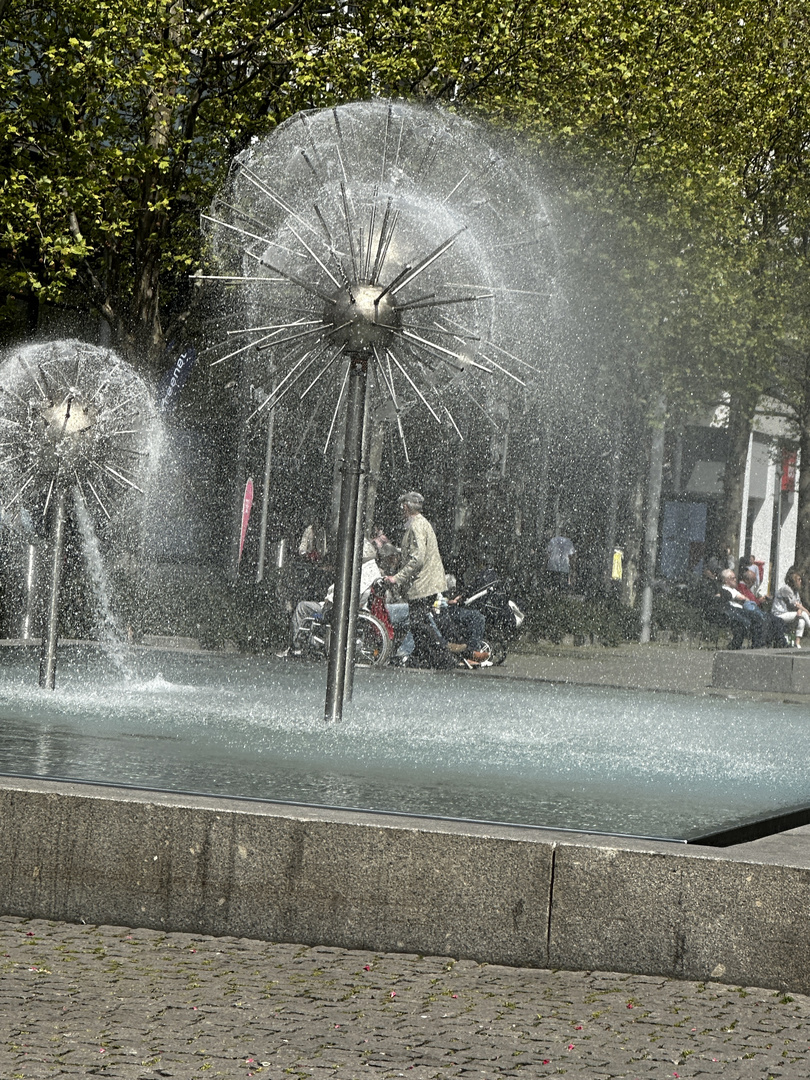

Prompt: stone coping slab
[713,648,810,694]
[1,776,810,995]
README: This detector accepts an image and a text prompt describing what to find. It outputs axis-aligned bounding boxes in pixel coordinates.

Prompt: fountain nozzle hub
[327,284,400,353]
[42,395,97,439]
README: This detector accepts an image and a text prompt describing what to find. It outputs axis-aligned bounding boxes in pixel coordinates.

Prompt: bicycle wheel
[355,612,393,667]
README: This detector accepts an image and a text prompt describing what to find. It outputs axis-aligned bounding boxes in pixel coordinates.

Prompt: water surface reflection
[0,645,806,841]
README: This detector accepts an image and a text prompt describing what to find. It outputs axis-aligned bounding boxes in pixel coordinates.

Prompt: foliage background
[3,0,810,633]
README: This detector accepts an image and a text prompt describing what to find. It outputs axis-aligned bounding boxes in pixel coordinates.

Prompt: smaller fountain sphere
[0,339,156,527]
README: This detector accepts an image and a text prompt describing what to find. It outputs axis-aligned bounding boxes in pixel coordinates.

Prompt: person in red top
[736,569,762,606]
[735,569,789,647]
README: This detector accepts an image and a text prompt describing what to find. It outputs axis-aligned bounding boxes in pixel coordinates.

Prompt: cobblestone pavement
[2,917,810,1080]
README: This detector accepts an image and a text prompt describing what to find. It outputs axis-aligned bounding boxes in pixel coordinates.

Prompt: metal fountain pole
[39,488,67,690]
[343,378,373,703]
[255,385,277,583]
[324,354,369,722]
[21,542,39,639]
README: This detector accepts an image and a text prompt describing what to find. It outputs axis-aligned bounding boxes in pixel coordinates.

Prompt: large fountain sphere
[204,101,557,427]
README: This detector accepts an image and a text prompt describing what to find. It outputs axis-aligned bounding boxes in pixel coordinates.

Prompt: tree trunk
[639,396,666,643]
[363,418,387,537]
[126,1,187,367]
[718,392,757,561]
[449,410,469,561]
[129,237,167,365]
[795,420,810,575]
[621,444,646,609]
[532,424,550,556]
[602,413,623,595]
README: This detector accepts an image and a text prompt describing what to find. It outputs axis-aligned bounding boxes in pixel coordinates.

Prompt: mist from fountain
[202,99,564,717]
[203,101,559,448]
[202,103,560,582]
[0,115,802,846]
[0,339,157,682]
[72,487,132,677]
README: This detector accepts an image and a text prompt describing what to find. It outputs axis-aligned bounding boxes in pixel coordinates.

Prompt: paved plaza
[1,916,810,1080]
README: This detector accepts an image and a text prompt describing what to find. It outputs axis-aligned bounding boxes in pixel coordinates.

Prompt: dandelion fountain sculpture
[202,100,556,719]
[3,110,810,992]
[0,106,803,848]
[0,339,155,687]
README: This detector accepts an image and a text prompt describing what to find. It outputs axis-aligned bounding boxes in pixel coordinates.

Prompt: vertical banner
[781,449,797,492]
[238,477,254,567]
[157,346,197,413]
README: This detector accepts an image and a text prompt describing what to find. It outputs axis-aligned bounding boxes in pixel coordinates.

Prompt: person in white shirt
[771,567,810,648]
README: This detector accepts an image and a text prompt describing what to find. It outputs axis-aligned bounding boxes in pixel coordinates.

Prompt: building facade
[659,402,800,592]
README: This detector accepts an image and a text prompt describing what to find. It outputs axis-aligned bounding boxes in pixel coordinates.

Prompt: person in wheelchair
[277,540,383,658]
[435,577,490,666]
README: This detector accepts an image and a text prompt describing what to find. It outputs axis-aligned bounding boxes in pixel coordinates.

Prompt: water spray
[205,101,555,719]
[0,341,154,688]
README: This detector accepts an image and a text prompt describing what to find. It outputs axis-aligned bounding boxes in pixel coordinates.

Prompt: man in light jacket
[385,491,454,668]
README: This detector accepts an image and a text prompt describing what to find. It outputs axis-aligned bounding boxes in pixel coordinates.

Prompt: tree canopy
[0,0,371,362]
[5,0,810,567]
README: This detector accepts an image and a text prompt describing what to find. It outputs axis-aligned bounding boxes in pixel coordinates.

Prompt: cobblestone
[0,916,808,1078]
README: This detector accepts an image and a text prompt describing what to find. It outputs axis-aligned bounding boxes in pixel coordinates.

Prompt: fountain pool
[0,644,808,844]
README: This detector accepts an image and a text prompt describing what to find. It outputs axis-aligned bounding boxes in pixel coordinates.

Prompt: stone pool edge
[0,775,808,993]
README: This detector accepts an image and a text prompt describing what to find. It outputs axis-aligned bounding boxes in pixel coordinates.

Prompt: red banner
[238,477,254,565]
[782,450,797,492]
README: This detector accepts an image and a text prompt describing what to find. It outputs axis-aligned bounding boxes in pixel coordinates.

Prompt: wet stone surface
[0,917,809,1078]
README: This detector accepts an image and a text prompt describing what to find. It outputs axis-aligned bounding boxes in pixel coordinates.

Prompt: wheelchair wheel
[481,638,507,666]
[355,612,393,667]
